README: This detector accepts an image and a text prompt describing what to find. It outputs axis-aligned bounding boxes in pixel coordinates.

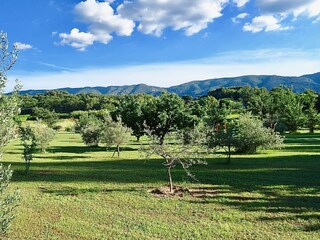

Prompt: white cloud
[232,13,249,23]
[59,0,135,50]
[14,42,32,51]
[59,28,97,51]
[233,0,250,8]
[244,0,320,32]
[118,0,228,36]
[243,15,289,32]
[256,0,320,18]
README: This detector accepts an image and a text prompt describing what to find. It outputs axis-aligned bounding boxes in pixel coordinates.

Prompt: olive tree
[142,129,207,193]
[208,123,236,164]
[100,116,132,157]
[233,113,284,153]
[78,115,103,147]
[0,32,21,237]
[20,125,36,173]
[32,122,55,153]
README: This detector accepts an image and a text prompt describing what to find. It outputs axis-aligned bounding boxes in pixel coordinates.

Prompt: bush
[32,107,59,127]
[32,122,56,152]
[78,115,103,146]
[233,113,283,153]
[65,126,75,132]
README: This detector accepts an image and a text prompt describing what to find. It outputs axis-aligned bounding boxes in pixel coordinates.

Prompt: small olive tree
[208,123,236,164]
[78,115,103,147]
[142,129,207,193]
[32,122,55,153]
[100,116,132,157]
[20,125,36,173]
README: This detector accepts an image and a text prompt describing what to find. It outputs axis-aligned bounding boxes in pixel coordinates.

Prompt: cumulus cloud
[233,0,250,8]
[14,42,33,50]
[118,0,228,37]
[243,15,289,32]
[59,0,135,51]
[243,0,320,33]
[59,28,97,51]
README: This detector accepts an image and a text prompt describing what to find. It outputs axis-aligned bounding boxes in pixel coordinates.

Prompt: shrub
[79,115,103,147]
[233,113,283,153]
[32,107,58,127]
[32,122,55,152]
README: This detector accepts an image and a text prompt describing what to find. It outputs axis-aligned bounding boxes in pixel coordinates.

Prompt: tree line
[20,85,320,136]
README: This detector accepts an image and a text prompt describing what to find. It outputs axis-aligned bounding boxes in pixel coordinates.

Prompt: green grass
[2,132,320,239]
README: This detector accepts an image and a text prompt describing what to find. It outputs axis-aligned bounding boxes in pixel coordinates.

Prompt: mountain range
[18,72,320,97]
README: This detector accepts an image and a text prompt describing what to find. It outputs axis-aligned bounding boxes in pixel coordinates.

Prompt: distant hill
[18,72,320,97]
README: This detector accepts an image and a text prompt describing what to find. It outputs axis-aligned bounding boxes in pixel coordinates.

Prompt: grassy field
[2,131,320,239]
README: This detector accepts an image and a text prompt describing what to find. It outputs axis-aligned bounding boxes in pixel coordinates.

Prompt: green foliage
[0,32,21,238]
[100,116,132,157]
[202,96,230,128]
[31,122,56,152]
[233,113,284,153]
[32,107,59,127]
[143,92,195,144]
[78,115,103,147]
[301,90,319,133]
[0,164,20,237]
[20,125,36,173]
[112,95,147,141]
[207,122,236,163]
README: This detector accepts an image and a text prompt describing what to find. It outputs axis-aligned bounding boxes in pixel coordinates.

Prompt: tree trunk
[226,145,231,164]
[167,167,173,193]
[117,145,120,157]
[310,126,315,133]
[136,136,140,142]
[159,135,165,145]
[25,161,30,174]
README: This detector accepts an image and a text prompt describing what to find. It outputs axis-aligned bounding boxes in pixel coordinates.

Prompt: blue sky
[1,0,320,90]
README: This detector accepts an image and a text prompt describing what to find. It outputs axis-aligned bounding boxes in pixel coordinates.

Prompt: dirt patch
[149,186,189,197]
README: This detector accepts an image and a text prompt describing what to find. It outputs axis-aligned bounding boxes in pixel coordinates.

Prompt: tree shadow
[39,186,137,196]
[50,145,138,154]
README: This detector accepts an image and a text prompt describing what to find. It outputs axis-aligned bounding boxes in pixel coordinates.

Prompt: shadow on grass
[50,145,138,154]
[5,132,320,232]
[39,186,137,196]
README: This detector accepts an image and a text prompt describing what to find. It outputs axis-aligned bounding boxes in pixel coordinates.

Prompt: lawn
[2,131,320,239]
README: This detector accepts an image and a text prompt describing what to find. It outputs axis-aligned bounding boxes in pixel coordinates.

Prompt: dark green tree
[143,92,194,144]
[113,95,147,141]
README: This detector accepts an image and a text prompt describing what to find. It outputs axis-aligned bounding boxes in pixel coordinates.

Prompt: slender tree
[100,116,132,157]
